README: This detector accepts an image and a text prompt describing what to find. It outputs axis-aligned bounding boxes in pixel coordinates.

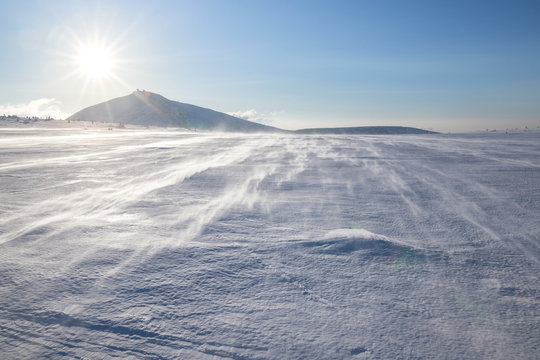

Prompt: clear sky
[0,0,539,132]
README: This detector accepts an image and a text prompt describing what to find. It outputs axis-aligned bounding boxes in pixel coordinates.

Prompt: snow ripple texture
[0,128,539,359]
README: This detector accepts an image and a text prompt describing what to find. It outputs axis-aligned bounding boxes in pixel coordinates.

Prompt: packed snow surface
[0,127,539,359]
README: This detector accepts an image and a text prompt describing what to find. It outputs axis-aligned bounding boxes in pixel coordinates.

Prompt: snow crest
[298,228,420,256]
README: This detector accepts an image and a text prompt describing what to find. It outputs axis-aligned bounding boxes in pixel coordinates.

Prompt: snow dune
[0,128,539,359]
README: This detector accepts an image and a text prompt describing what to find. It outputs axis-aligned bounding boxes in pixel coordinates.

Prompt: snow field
[0,128,539,359]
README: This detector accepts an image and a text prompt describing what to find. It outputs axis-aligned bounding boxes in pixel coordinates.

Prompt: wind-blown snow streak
[0,128,539,359]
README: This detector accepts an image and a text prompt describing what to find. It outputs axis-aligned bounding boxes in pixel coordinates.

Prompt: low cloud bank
[228,109,281,124]
[0,98,69,119]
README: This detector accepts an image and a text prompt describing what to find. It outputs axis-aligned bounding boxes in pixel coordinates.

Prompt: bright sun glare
[77,45,114,78]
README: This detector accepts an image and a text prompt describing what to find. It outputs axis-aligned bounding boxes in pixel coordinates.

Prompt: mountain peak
[131,89,166,102]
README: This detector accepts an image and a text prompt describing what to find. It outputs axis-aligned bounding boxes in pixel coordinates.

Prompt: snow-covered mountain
[66,91,440,134]
[67,90,282,132]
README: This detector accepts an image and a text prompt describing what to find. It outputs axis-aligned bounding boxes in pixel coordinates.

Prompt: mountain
[68,91,437,134]
[67,90,282,133]
[295,126,437,134]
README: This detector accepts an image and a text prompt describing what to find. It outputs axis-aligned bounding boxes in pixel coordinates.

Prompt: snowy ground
[0,126,539,359]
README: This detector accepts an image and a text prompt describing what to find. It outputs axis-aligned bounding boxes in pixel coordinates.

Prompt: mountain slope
[67,90,282,133]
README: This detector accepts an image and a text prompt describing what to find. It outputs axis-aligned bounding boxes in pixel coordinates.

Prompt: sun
[56,28,135,97]
[77,45,114,79]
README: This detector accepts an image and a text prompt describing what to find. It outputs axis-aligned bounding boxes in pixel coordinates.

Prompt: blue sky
[0,0,539,132]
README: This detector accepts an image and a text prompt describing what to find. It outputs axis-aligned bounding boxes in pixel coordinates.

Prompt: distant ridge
[295,126,437,134]
[67,90,282,133]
